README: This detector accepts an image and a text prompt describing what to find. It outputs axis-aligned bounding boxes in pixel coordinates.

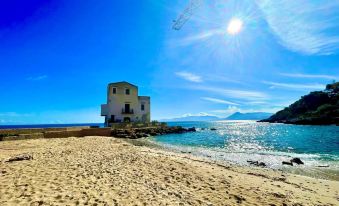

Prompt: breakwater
[0,126,196,141]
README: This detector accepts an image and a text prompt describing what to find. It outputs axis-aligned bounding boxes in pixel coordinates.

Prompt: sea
[0,123,104,129]
[148,121,339,180]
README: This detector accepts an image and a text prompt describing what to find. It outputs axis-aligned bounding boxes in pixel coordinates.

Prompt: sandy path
[0,136,338,206]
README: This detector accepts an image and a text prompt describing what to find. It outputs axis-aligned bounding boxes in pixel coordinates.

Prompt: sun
[227,18,243,35]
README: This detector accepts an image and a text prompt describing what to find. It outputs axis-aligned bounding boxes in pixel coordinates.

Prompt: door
[125,104,130,113]
[110,115,115,122]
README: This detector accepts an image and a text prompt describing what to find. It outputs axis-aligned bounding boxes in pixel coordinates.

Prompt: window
[112,87,116,94]
[141,104,145,111]
[125,88,130,95]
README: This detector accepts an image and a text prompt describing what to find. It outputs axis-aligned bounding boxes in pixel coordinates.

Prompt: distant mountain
[160,112,274,122]
[161,115,220,122]
[260,82,339,125]
[225,112,273,120]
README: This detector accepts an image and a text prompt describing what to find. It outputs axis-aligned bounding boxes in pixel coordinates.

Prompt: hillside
[260,82,339,125]
[225,112,272,120]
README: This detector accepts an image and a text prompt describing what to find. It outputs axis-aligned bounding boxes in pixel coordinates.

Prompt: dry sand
[0,136,338,206]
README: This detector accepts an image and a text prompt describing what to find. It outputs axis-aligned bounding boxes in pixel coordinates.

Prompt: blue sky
[0,0,338,124]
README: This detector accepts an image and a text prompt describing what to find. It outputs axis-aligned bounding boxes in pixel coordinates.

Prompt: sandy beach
[0,136,338,206]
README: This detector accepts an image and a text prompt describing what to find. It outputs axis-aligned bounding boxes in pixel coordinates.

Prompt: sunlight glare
[227,18,243,35]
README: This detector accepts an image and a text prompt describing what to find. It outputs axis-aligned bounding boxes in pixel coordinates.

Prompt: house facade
[101,81,150,126]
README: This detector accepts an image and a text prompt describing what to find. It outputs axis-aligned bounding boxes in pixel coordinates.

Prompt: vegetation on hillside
[260,82,339,125]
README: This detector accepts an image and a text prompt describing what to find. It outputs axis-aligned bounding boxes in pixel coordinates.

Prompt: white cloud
[174,29,225,46]
[27,75,48,81]
[256,0,339,55]
[190,85,268,101]
[210,106,240,116]
[175,71,203,83]
[201,97,239,105]
[279,73,338,80]
[262,81,325,90]
[210,106,281,116]
[181,112,210,117]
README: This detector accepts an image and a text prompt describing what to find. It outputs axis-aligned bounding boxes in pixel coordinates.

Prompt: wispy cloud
[256,0,339,55]
[205,74,247,85]
[210,106,281,116]
[27,75,48,81]
[174,29,224,46]
[201,97,239,105]
[175,71,202,83]
[190,85,268,101]
[181,112,210,117]
[246,101,267,105]
[279,73,338,80]
[0,112,33,117]
[262,81,325,90]
[210,106,239,116]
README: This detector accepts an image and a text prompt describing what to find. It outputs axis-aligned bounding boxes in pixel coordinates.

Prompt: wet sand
[0,136,338,205]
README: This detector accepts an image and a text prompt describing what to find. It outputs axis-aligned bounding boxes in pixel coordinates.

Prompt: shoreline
[134,137,339,181]
[1,136,338,205]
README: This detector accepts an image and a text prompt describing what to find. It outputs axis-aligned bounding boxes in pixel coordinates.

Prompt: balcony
[122,108,134,114]
[101,104,108,116]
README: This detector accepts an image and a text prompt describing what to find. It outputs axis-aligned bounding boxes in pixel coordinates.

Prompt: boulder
[282,161,293,166]
[130,135,138,139]
[290,158,304,165]
[136,133,144,138]
[116,133,128,138]
[187,127,196,132]
[247,160,258,165]
[5,154,33,162]
[247,160,266,167]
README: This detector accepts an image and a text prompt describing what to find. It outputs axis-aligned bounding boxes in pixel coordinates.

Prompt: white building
[101,81,150,126]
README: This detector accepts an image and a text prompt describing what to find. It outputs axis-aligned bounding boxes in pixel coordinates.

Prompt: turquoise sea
[149,121,339,180]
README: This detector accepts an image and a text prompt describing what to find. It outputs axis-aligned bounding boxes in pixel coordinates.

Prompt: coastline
[1,136,338,205]
[137,137,339,182]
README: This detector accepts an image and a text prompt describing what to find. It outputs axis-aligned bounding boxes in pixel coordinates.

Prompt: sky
[0,0,338,124]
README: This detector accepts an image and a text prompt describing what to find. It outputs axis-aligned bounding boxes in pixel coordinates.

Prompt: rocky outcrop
[259,82,339,125]
[282,158,304,166]
[111,126,196,139]
[291,158,304,165]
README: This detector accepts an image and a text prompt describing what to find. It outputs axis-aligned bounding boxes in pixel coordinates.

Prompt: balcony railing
[122,108,134,114]
[101,104,108,116]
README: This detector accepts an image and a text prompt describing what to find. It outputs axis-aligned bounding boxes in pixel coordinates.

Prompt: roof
[108,81,138,88]
[138,96,150,99]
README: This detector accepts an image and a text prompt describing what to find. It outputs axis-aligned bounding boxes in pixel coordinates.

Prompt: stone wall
[0,127,90,136]
[0,126,194,141]
[0,128,111,141]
